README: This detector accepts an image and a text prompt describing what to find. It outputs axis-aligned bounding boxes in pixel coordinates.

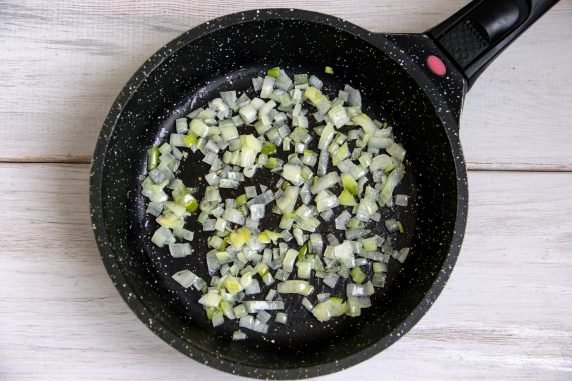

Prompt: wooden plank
[0,163,570,380]
[0,1,571,169]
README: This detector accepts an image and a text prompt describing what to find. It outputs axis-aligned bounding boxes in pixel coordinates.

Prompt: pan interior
[98,17,459,370]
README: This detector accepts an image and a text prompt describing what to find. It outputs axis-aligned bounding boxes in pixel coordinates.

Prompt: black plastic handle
[428,0,559,89]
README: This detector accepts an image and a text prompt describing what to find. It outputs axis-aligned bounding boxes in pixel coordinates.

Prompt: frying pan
[90,0,558,378]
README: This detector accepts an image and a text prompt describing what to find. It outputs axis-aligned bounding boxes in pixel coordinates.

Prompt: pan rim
[90,7,468,379]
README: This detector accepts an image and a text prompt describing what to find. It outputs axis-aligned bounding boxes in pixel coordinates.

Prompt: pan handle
[427,0,559,89]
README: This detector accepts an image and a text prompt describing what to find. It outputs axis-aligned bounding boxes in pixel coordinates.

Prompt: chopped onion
[328,105,349,128]
[282,249,298,272]
[372,272,387,288]
[386,143,406,162]
[260,76,276,98]
[311,172,339,194]
[239,104,257,124]
[317,123,335,151]
[380,164,405,205]
[256,310,272,324]
[168,243,192,258]
[275,312,288,324]
[172,269,200,288]
[190,119,209,137]
[323,273,339,288]
[315,190,339,212]
[282,164,302,185]
[233,330,247,340]
[141,67,412,339]
[151,227,175,247]
[277,280,314,296]
[312,297,346,322]
[252,319,269,334]
[395,194,409,207]
[310,233,323,255]
[276,186,299,213]
[346,281,375,297]
[244,300,285,312]
[244,279,261,295]
[384,219,400,233]
[335,210,352,230]
[198,291,221,308]
[302,297,314,311]
[395,247,410,263]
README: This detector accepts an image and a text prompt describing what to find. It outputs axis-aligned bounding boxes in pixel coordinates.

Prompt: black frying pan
[90,0,558,378]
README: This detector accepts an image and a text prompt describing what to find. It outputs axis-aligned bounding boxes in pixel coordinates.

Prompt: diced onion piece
[312,297,346,322]
[275,72,292,91]
[304,86,323,105]
[282,164,302,185]
[198,291,221,308]
[239,315,255,330]
[275,312,288,324]
[333,241,354,266]
[260,76,276,98]
[338,189,356,206]
[395,194,409,206]
[168,243,192,258]
[317,293,331,302]
[356,196,378,222]
[341,173,358,195]
[282,249,298,272]
[244,279,261,295]
[211,311,224,327]
[346,297,362,317]
[172,269,199,288]
[239,104,257,124]
[335,210,352,230]
[318,123,335,151]
[233,331,247,340]
[151,227,175,247]
[315,190,339,212]
[311,172,339,194]
[395,247,410,263]
[328,104,349,128]
[310,233,324,255]
[277,280,314,296]
[190,119,209,137]
[276,186,299,213]
[372,272,387,288]
[302,297,314,311]
[244,300,285,312]
[373,262,388,273]
[256,310,272,324]
[331,142,349,166]
[351,267,366,284]
[352,113,377,135]
[222,208,245,225]
[297,260,312,279]
[228,227,251,249]
[249,204,265,220]
[220,123,239,141]
[346,281,375,297]
[361,237,378,252]
[323,273,339,288]
[386,143,406,162]
[175,118,188,133]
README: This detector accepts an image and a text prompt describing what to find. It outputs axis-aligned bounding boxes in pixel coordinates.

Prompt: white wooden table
[1,1,571,380]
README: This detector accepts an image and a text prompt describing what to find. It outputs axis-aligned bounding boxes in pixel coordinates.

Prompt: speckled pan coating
[90,9,468,379]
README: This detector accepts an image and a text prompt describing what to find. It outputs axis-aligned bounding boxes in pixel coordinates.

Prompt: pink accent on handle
[427,55,447,76]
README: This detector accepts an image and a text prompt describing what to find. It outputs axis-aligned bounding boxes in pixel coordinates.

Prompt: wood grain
[0,1,571,169]
[1,163,570,380]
